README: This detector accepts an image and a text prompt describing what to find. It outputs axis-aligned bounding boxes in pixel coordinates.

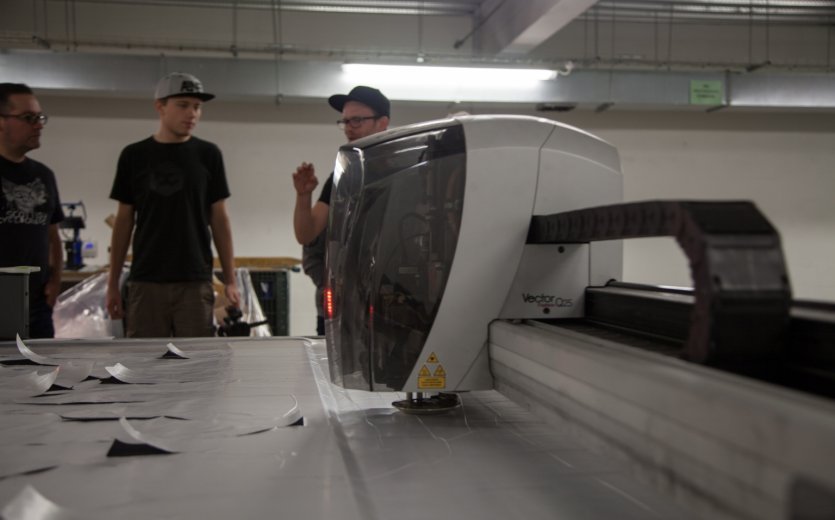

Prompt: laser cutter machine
[324,115,790,401]
[320,114,835,517]
[324,115,623,402]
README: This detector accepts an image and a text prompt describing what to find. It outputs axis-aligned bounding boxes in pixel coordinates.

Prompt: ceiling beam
[473,0,597,56]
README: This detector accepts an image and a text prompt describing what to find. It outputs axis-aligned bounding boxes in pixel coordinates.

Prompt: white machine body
[325,115,622,393]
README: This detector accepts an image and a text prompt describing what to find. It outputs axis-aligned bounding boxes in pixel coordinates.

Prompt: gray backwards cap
[154,72,215,101]
[328,86,390,117]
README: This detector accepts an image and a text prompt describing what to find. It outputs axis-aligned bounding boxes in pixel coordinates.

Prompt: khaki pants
[126,281,215,338]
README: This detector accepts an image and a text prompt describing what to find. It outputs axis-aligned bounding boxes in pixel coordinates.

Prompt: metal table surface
[0,337,692,519]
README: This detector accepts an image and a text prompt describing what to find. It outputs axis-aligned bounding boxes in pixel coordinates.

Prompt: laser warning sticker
[418,376,445,389]
[418,353,446,389]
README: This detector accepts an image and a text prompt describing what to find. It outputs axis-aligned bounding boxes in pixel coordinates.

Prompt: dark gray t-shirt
[0,155,64,292]
[110,136,229,282]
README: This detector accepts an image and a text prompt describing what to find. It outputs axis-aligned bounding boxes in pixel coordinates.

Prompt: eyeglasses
[336,116,379,129]
[0,113,49,126]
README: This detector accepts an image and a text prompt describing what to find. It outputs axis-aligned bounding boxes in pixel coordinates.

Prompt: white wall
[28,94,835,336]
[596,112,835,302]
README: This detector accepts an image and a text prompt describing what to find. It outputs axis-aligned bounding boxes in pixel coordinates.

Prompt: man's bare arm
[292,162,329,244]
[105,202,134,319]
[44,224,63,307]
[210,199,241,308]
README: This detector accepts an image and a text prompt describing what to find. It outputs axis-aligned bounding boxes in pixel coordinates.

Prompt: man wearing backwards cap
[293,85,390,334]
[106,72,241,337]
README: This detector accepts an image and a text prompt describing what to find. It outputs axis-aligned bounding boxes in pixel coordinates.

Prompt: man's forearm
[214,228,236,284]
[210,210,236,283]
[48,224,63,285]
[294,193,315,245]
[108,218,133,286]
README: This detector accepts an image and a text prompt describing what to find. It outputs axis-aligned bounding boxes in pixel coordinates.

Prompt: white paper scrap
[0,367,59,399]
[104,361,227,384]
[15,334,59,366]
[164,342,189,359]
[0,485,81,520]
[117,417,178,453]
[53,361,94,389]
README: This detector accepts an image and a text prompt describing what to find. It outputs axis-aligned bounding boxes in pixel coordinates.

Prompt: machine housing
[325,115,623,393]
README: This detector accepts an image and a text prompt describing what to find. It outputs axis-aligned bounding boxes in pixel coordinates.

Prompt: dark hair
[0,83,34,112]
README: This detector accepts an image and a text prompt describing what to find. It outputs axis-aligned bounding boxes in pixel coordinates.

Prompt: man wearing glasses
[293,85,391,334]
[0,83,65,338]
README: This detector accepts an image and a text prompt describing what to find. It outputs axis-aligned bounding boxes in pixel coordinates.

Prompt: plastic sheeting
[53,268,270,338]
[53,271,124,339]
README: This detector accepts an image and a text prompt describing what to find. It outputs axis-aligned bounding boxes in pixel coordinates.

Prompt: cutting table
[0,336,697,519]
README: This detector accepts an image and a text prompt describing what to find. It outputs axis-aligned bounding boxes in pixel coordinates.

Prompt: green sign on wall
[690,80,724,105]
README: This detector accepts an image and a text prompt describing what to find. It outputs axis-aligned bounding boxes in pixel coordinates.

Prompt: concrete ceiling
[1,0,834,110]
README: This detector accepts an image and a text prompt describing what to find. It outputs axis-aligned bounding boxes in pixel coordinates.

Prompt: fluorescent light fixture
[342,63,557,87]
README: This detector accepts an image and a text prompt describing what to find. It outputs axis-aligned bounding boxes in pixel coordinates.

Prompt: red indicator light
[325,287,334,319]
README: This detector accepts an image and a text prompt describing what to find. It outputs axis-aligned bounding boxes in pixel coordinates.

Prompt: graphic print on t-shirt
[149,161,185,197]
[0,177,49,225]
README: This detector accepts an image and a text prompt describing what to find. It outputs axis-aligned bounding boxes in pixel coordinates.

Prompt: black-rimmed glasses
[0,113,49,126]
[336,115,379,129]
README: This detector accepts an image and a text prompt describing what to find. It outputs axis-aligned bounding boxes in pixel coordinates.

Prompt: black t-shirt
[302,230,326,315]
[317,173,334,205]
[302,172,334,314]
[109,136,230,282]
[0,155,64,291]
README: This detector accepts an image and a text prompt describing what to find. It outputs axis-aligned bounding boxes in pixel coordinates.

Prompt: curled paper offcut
[107,417,178,456]
[104,363,152,385]
[272,394,304,430]
[11,336,93,390]
[105,395,304,457]
[162,342,190,359]
[1,484,82,520]
[15,334,59,366]
[104,361,227,384]
[0,367,59,399]
[53,361,94,390]
[161,342,231,360]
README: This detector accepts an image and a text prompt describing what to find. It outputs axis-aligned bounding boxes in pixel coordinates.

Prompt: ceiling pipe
[3,50,835,110]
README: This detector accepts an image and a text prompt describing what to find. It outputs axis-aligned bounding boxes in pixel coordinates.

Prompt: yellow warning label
[418,354,445,388]
[418,377,446,389]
